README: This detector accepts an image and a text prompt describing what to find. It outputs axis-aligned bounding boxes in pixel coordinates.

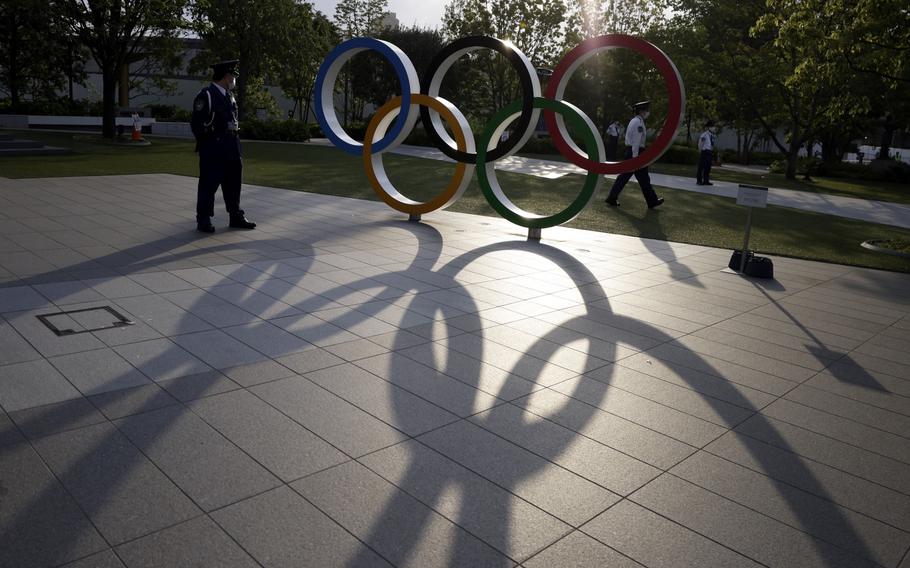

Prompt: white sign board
[737,185,768,208]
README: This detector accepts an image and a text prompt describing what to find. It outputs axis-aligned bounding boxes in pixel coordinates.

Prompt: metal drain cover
[37,306,134,336]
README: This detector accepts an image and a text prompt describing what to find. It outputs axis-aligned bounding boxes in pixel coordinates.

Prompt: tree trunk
[119,63,130,107]
[785,142,800,179]
[879,115,894,160]
[8,20,19,110]
[101,65,118,138]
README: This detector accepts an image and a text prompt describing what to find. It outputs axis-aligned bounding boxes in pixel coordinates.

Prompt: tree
[59,0,188,138]
[828,0,910,159]
[0,0,81,110]
[274,4,337,123]
[560,0,670,138]
[440,0,567,133]
[190,0,298,121]
[332,0,389,126]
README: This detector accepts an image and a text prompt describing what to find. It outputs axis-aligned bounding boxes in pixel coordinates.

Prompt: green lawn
[3,130,909,273]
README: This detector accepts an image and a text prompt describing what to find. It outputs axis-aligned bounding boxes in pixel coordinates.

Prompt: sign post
[733,184,770,275]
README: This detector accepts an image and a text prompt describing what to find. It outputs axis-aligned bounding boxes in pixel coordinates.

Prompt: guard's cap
[632,100,651,113]
[211,60,240,80]
[705,120,715,127]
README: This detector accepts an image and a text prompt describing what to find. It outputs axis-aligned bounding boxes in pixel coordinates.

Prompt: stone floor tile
[126,271,196,293]
[0,410,24,447]
[222,320,314,358]
[470,403,661,496]
[360,440,571,563]
[211,485,393,568]
[419,420,619,527]
[31,422,200,544]
[326,337,390,361]
[522,531,644,568]
[9,397,107,439]
[583,363,755,427]
[293,460,514,567]
[0,442,109,568]
[170,329,268,370]
[631,474,881,568]
[445,332,579,387]
[156,369,241,401]
[618,352,778,410]
[115,515,258,568]
[784,384,910,438]
[550,375,727,447]
[114,337,213,382]
[582,499,762,568]
[709,428,910,528]
[758,398,910,463]
[399,342,541,401]
[88,383,179,420]
[251,374,407,456]
[115,405,281,511]
[4,308,108,358]
[517,388,695,470]
[218,359,296,387]
[807,366,910,415]
[355,352,502,417]
[274,347,345,376]
[49,348,150,395]
[33,281,105,305]
[305,363,459,437]
[190,389,348,482]
[0,358,84,412]
[269,312,363,346]
[60,549,126,567]
[0,318,42,366]
[673,450,910,567]
[642,343,799,395]
[82,276,153,299]
[0,285,52,313]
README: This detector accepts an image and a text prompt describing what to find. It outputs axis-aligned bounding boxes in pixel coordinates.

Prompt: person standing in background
[696,120,716,186]
[606,119,620,161]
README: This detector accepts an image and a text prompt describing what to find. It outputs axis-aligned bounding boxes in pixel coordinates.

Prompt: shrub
[240,118,310,142]
[657,144,700,165]
[0,97,103,116]
[144,104,191,122]
[769,157,910,182]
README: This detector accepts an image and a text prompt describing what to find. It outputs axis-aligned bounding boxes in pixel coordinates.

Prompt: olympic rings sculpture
[314,34,685,233]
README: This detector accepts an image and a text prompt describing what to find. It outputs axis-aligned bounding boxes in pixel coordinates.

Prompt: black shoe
[704,182,713,186]
[229,216,256,229]
[648,198,665,209]
[197,223,215,233]
[696,181,704,185]
[605,198,620,207]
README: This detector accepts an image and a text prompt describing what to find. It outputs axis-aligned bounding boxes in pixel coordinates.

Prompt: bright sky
[310,0,447,30]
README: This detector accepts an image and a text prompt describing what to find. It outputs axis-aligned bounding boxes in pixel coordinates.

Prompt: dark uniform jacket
[190,84,241,159]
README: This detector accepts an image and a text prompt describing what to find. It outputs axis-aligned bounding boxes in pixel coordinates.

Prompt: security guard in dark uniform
[605,100,664,209]
[191,59,255,233]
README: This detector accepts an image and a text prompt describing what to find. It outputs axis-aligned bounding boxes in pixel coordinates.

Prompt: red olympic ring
[544,34,685,174]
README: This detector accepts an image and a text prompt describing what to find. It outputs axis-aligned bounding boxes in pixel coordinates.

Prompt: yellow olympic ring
[363,94,475,216]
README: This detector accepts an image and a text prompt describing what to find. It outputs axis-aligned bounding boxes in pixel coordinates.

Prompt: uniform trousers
[196,147,243,223]
[606,147,660,206]
[696,149,713,184]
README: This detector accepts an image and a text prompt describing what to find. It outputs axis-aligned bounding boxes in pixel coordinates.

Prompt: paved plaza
[0,173,909,567]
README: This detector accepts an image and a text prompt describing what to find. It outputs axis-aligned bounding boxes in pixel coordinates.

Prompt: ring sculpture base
[408,214,421,222]
[527,228,541,241]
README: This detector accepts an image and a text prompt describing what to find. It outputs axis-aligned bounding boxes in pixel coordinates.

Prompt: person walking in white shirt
[605,101,664,209]
[606,119,620,161]
[696,120,716,185]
